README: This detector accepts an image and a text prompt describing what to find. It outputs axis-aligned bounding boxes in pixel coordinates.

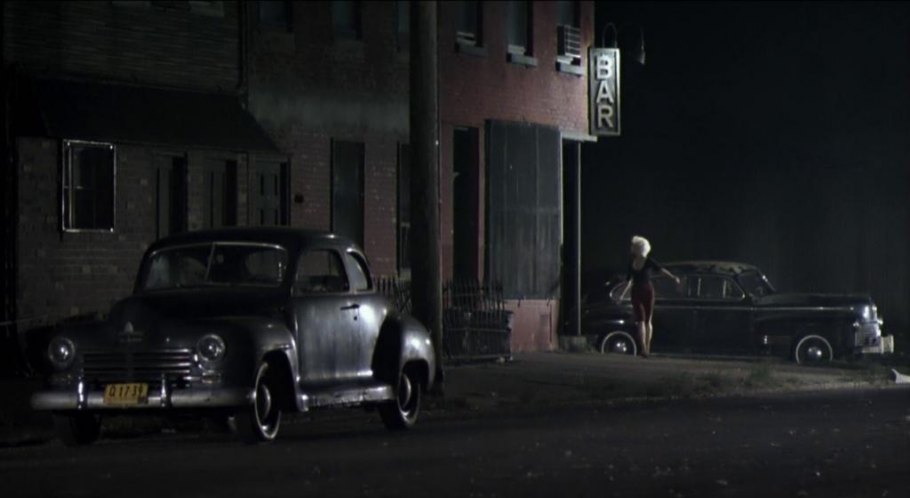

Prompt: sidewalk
[0,351,897,446]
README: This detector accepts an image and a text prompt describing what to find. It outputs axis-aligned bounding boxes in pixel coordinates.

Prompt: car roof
[660,261,763,276]
[145,227,357,254]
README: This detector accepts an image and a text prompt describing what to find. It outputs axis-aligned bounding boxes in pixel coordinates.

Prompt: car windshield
[737,270,775,298]
[141,243,289,291]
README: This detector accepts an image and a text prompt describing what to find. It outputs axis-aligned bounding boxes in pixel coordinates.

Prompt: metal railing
[374,277,512,362]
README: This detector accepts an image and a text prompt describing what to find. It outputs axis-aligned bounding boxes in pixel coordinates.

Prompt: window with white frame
[61,140,116,232]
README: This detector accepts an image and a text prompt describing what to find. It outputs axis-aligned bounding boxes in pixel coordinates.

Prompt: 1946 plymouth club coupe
[31,228,437,445]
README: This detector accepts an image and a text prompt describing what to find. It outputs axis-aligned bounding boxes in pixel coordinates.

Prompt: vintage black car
[31,228,437,445]
[583,261,894,363]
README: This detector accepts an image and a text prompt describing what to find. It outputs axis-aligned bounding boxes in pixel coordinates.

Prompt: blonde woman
[618,236,680,357]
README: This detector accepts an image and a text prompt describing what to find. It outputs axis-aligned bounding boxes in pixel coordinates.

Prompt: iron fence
[374,277,512,362]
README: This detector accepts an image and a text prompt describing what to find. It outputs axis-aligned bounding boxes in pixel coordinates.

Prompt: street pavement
[1,351,899,446]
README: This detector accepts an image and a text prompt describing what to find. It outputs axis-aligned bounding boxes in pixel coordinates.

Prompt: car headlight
[196,334,226,362]
[47,337,76,369]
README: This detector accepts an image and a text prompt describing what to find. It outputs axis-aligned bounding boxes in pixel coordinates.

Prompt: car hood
[753,292,872,308]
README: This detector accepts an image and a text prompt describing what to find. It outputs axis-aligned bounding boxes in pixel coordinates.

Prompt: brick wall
[247,1,408,277]
[3,1,239,92]
[15,136,263,323]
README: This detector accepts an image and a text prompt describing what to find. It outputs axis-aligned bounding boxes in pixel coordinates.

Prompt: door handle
[340,304,360,311]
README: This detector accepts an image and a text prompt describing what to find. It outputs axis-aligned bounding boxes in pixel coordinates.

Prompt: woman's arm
[660,268,681,285]
[617,279,632,301]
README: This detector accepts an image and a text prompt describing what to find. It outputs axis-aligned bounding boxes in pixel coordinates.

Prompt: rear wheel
[599,331,638,356]
[53,412,101,446]
[379,365,422,431]
[794,335,834,365]
[235,362,282,443]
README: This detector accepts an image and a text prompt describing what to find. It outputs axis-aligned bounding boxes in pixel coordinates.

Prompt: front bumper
[855,321,894,355]
[31,380,251,411]
[860,335,894,355]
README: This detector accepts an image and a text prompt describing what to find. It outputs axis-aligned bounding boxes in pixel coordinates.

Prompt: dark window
[332,140,364,248]
[697,276,745,300]
[204,160,237,229]
[396,0,409,51]
[457,1,481,46]
[506,1,531,55]
[652,275,687,300]
[62,140,115,231]
[332,0,362,40]
[453,127,479,281]
[556,0,579,27]
[251,160,289,226]
[155,155,187,239]
[397,143,411,275]
[259,1,292,31]
[295,249,349,294]
[345,252,372,292]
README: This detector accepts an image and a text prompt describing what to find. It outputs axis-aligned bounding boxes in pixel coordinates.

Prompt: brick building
[1,1,596,367]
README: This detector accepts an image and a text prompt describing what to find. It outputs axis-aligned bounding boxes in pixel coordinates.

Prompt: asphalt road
[1,386,908,498]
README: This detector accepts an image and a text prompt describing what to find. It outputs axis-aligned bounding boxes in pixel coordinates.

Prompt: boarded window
[62,140,115,231]
[486,121,560,299]
[332,140,364,247]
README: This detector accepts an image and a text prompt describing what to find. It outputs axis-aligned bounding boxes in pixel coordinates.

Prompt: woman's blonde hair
[631,235,651,258]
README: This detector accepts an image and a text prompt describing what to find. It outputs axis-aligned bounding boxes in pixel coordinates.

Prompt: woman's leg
[637,321,648,357]
[644,320,653,355]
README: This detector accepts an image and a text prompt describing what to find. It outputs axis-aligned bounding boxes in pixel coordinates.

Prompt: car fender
[198,317,298,396]
[371,314,436,391]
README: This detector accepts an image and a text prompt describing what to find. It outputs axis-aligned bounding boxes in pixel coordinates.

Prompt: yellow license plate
[103,383,149,406]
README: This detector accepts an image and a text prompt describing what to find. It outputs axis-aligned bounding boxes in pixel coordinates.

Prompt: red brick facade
[4,1,595,354]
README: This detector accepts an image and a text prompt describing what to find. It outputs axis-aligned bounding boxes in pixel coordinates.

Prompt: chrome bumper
[860,335,894,355]
[31,381,251,411]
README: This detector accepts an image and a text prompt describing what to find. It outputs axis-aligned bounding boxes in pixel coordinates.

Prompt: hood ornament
[118,321,146,344]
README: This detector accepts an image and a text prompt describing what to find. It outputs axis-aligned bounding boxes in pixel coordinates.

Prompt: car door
[291,247,360,385]
[340,250,385,382]
[650,274,697,353]
[691,274,752,354]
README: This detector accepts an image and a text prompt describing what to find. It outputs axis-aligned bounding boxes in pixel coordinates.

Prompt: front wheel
[794,335,834,365]
[379,365,422,431]
[53,412,101,446]
[235,362,282,443]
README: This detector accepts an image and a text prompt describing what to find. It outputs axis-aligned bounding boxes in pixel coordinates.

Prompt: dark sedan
[31,228,437,445]
[583,261,894,364]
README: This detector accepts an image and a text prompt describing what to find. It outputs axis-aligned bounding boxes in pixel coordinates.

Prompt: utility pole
[409,2,443,385]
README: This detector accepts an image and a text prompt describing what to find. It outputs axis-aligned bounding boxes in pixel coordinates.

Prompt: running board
[299,384,394,411]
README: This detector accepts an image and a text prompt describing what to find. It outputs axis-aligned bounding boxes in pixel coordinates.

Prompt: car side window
[344,252,372,292]
[294,249,349,294]
[652,275,687,300]
[697,276,745,300]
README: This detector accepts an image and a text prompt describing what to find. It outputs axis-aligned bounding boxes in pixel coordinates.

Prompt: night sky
[582,2,910,334]
[584,1,910,332]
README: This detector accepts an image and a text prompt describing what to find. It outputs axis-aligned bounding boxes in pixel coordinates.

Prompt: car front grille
[80,349,195,384]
